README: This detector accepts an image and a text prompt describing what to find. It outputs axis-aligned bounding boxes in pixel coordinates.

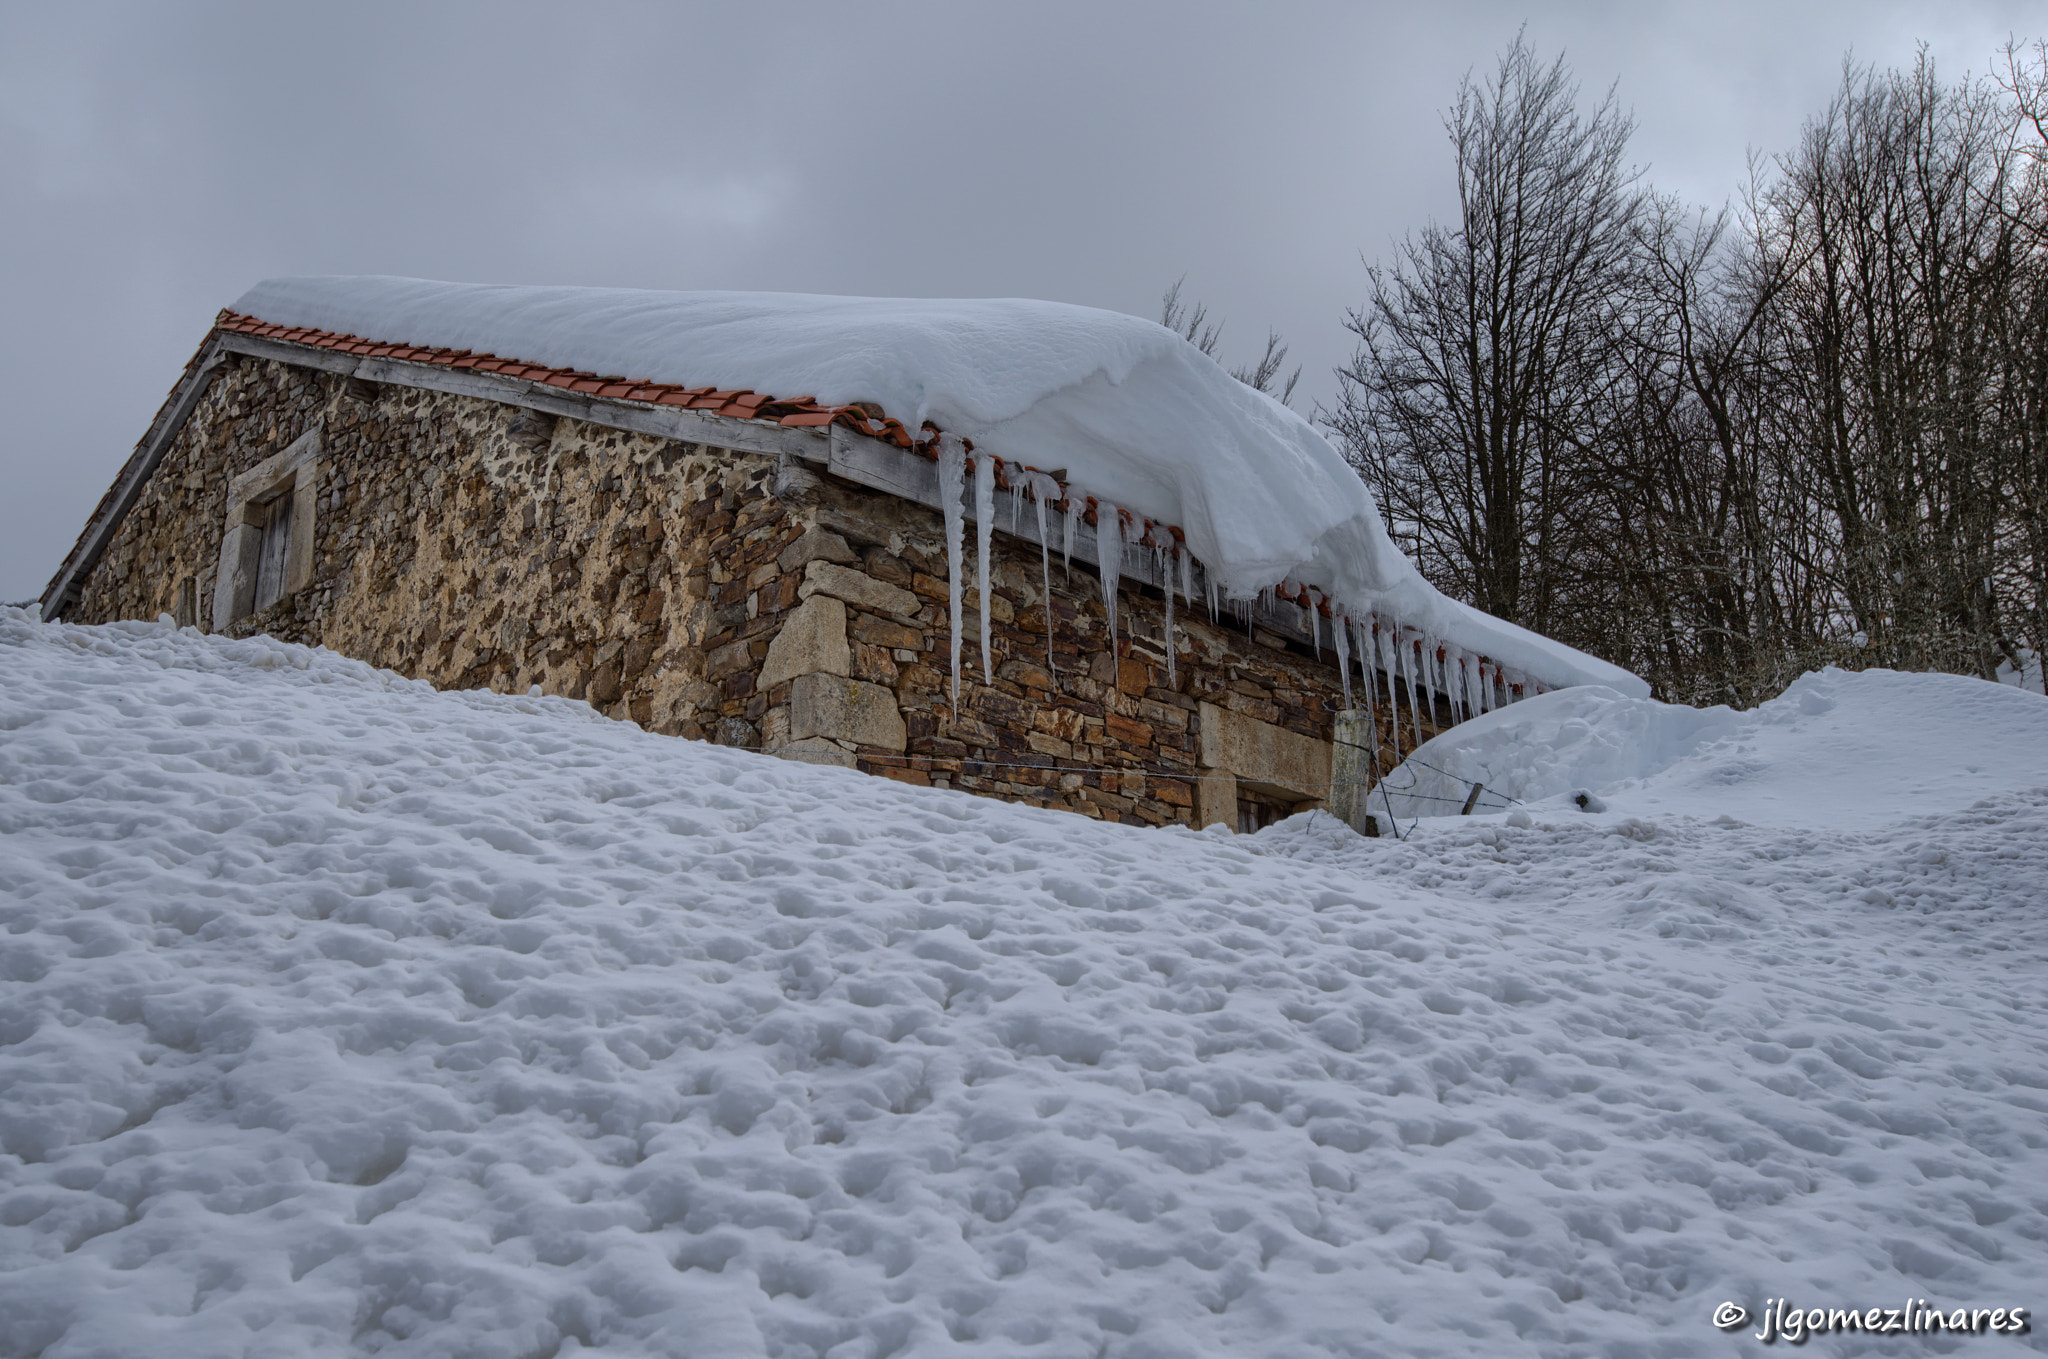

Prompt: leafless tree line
[1332,36,2048,704]
[1161,276,1303,406]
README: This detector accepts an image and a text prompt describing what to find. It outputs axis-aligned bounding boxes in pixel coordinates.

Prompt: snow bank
[1376,666,2048,829]
[232,276,1645,697]
[6,610,2043,1356]
[1997,645,2044,693]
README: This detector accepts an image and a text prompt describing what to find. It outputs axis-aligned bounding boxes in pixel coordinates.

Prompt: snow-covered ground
[2,607,2044,1357]
[1371,667,2048,832]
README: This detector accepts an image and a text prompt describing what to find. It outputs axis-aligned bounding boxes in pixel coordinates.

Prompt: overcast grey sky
[3,0,2037,602]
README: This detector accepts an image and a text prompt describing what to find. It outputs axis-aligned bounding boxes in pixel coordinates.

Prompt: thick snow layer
[231,276,1645,697]
[4,610,2044,1357]
[1374,667,2048,830]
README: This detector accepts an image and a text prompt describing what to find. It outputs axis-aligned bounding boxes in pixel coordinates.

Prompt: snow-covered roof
[233,276,1646,696]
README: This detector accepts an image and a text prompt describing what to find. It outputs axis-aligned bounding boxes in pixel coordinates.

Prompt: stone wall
[69,348,1459,830]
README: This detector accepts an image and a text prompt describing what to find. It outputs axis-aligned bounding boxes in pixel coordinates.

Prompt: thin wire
[1325,735,1525,806]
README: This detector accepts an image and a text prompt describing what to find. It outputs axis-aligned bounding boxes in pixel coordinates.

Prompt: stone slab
[790,672,907,751]
[775,737,858,768]
[799,559,921,618]
[760,594,850,690]
[777,525,858,573]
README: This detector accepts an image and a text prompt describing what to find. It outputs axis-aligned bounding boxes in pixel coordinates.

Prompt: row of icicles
[932,435,1542,754]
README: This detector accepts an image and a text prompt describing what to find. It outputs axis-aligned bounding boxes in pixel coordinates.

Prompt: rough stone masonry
[59,345,1457,831]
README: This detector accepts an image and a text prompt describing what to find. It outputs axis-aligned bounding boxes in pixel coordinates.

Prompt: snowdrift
[231,276,1644,697]
[3,609,2045,1357]
[1373,667,2048,829]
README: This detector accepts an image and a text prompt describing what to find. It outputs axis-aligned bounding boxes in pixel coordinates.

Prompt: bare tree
[1160,277,1302,404]
[1160,277,1224,359]
[1755,52,2036,679]
[1331,34,1642,637]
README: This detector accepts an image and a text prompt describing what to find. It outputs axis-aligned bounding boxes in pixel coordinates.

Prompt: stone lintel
[1198,701,1331,804]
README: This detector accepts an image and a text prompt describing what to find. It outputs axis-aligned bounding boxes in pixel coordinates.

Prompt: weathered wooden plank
[218,332,360,376]
[222,332,830,461]
[826,425,942,504]
[344,355,828,461]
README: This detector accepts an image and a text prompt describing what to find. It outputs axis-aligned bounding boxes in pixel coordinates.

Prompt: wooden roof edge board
[41,334,231,621]
[216,332,830,462]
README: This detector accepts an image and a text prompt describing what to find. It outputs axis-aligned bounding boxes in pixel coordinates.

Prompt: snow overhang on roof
[225,276,1647,698]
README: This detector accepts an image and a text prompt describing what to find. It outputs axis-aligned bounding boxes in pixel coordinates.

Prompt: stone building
[42,282,1633,832]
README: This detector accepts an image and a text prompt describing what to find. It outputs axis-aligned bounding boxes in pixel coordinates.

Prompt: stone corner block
[760,594,850,690]
[790,672,907,751]
[799,559,921,619]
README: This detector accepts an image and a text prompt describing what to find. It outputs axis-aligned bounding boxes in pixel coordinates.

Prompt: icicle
[1008,468,1023,534]
[1033,486,1055,676]
[937,435,967,712]
[1062,498,1082,581]
[1309,592,1322,660]
[1418,639,1437,735]
[1334,612,1352,709]
[1178,550,1194,609]
[1162,554,1177,686]
[1359,618,1380,781]
[1095,502,1123,648]
[974,454,996,684]
[1362,618,1377,721]
[1378,622,1402,761]
[1403,634,1424,750]
[1419,640,1435,744]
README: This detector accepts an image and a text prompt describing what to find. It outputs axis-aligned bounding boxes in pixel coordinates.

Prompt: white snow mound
[1377,666,2048,828]
[232,276,1644,696]
[5,610,2044,1357]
